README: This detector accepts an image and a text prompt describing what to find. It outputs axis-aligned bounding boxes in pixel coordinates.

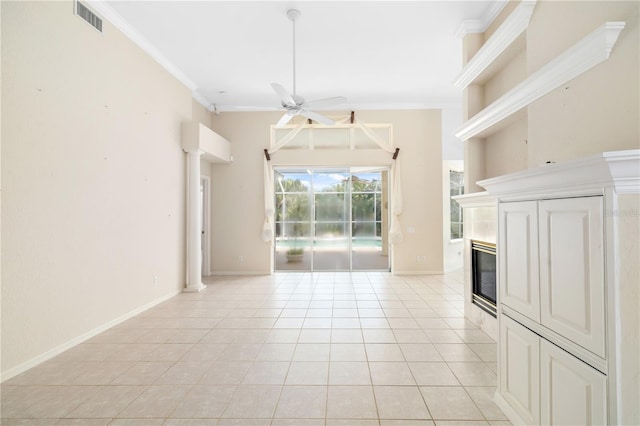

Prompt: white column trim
[201,174,212,277]
[184,149,206,292]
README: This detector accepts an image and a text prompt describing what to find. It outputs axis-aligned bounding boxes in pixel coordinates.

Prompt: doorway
[274,168,389,272]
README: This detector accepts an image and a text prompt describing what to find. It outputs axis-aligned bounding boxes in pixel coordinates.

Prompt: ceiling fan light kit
[271,9,347,128]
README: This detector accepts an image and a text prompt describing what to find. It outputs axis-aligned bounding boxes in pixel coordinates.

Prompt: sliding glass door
[351,171,388,271]
[274,168,389,272]
[274,171,312,271]
[313,170,350,270]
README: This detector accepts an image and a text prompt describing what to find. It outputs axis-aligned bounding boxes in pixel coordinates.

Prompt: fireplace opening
[471,240,497,317]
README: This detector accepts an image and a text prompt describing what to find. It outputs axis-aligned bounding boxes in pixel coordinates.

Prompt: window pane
[352,222,376,237]
[450,170,464,240]
[284,222,310,239]
[450,200,461,222]
[275,129,310,150]
[283,194,310,222]
[313,172,348,192]
[275,194,283,221]
[316,222,347,238]
[351,174,379,192]
[278,173,310,192]
[451,223,462,240]
[315,193,346,221]
[313,128,350,150]
[352,193,375,220]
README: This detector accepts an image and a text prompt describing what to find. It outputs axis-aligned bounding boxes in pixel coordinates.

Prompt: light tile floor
[1,272,511,426]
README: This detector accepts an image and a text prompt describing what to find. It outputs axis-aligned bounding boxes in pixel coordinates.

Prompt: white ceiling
[97,1,505,112]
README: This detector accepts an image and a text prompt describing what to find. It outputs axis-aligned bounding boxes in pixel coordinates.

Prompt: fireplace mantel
[452,191,496,209]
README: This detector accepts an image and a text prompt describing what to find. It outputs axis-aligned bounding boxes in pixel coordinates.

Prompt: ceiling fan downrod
[287,9,301,98]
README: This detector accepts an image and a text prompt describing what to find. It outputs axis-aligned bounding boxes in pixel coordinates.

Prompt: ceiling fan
[271,9,347,128]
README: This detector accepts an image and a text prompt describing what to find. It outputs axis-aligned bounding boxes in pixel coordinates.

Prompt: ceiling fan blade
[301,96,347,110]
[276,112,294,128]
[300,109,335,126]
[271,83,297,107]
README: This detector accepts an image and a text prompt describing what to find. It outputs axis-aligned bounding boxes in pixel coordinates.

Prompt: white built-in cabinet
[500,313,608,425]
[499,315,540,425]
[479,150,640,426]
[499,196,607,424]
[540,338,607,426]
[538,197,605,358]
[499,201,540,322]
[500,196,606,357]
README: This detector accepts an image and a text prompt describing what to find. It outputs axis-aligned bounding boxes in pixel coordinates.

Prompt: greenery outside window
[450,170,464,240]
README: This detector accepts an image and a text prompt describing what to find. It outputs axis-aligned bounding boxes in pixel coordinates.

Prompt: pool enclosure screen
[274,168,389,271]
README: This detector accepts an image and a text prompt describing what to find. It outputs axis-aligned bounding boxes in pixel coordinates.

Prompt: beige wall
[484,114,528,177]
[527,1,639,166]
[463,1,639,183]
[1,1,193,378]
[192,99,211,128]
[210,109,445,274]
[482,47,527,179]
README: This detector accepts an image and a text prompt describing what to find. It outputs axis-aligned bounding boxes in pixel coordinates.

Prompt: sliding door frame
[274,166,389,272]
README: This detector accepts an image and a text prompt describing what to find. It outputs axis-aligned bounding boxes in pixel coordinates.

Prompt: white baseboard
[443,266,464,274]
[494,389,528,425]
[0,289,181,383]
[393,270,444,275]
[209,270,271,276]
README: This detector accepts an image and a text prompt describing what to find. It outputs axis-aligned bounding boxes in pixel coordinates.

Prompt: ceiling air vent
[75,1,103,33]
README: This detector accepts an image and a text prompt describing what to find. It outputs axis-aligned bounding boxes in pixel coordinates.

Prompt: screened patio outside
[274,168,389,271]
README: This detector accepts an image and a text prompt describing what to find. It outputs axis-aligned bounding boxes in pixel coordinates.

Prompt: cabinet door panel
[499,201,540,322]
[499,315,540,425]
[539,197,605,357]
[540,339,607,425]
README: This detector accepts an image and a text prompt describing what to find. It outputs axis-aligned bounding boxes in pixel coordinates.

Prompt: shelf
[454,1,537,89]
[454,21,626,141]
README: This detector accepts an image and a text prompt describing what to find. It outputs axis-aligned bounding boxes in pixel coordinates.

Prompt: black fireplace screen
[471,240,497,317]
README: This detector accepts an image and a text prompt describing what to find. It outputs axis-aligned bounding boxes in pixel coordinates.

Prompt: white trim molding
[455,0,509,38]
[455,20,486,39]
[477,149,640,199]
[0,289,180,383]
[454,1,537,89]
[452,191,496,208]
[455,21,626,141]
[87,1,212,110]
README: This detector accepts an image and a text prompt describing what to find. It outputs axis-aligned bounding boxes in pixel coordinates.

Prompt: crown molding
[216,100,463,113]
[86,1,212,110]
[454,21,626,141]
[455,20,485,39]
[192,90,214,111]
[454,1,537,89]
[455,0,509,38]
